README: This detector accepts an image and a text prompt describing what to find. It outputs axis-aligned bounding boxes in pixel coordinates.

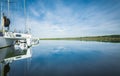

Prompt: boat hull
[0,37,14,49]
[0,32,32,49]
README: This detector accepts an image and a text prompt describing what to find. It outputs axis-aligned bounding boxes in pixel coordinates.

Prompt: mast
[1,2,5,34]
[24,0,27,33]
[8,0,9,17]
[0,2,2,31]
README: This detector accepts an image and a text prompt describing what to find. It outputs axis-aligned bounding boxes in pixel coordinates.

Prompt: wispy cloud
[30,8,40,17]
[1,0,120,38]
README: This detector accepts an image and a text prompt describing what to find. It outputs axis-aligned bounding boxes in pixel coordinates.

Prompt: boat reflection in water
[0,46,32,76]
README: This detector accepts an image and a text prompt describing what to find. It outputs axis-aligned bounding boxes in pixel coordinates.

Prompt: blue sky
[0,0,120,38]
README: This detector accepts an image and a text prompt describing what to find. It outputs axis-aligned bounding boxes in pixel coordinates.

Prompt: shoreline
[40,35,120,43]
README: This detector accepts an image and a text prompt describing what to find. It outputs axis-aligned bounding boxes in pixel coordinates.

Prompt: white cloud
[4,0,120,38]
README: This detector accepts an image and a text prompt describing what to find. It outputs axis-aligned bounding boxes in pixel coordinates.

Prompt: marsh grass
[40,35,120,43]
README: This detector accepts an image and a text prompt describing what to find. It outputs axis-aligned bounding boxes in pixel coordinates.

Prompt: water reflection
[31,40,120,76]
[0,41,120,76]
[0,46,31,76]
[3,63,10,76]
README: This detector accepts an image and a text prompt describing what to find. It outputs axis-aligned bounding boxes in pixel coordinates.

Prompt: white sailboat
[0,32,32,48]
[0,0,32,49]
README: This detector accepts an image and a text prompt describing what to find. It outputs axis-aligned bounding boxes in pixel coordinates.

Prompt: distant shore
[40,35,120,43]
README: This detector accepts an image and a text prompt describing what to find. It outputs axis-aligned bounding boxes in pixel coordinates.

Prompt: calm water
[0,40,120,76]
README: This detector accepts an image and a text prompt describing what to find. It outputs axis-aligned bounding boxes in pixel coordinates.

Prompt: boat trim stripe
[0,45,12,49]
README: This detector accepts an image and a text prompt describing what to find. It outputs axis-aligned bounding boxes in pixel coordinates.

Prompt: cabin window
[16,34,21,37]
